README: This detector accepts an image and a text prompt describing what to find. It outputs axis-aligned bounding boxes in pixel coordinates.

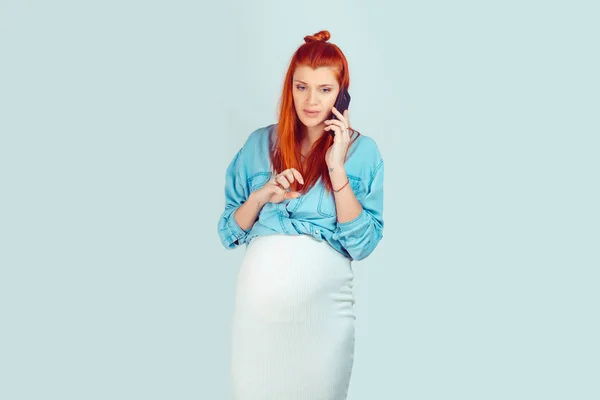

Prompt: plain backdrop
[1,0,598,399]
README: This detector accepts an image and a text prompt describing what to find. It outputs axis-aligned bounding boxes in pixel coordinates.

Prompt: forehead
[293,65,337,84]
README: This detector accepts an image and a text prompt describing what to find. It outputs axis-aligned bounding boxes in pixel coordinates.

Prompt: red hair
[270,30,361,194]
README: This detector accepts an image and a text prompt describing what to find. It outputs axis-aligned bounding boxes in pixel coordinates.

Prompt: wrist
[248,192,266,209]
[327,164,346,175]
[332,177,350,193]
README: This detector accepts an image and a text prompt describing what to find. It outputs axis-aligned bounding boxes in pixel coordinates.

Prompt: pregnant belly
[233,234,354,322]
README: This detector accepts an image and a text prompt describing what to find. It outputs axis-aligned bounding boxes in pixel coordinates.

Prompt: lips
[304,110,320,117]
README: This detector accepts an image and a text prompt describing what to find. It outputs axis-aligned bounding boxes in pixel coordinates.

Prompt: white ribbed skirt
[230,233,356,400]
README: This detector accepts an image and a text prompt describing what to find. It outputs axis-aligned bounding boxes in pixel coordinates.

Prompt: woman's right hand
[250,168,305,206]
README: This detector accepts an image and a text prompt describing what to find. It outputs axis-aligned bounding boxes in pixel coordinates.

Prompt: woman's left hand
[324,107,351,169]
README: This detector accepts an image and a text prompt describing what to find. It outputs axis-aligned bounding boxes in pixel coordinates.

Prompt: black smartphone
[329,86,351,137]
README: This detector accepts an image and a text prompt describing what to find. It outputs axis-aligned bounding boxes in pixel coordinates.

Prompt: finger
[283,168,305,186]
[289,168,304,184]
[341,121,350,139]
[324,118,348,132]
[325,125,341,142]
[331,107,348,126]
[343,109,350,127]
[331,119,351,134]
[344,127,351,140]
[284,191,301,200]
[272,174,288,188]
[275,174,291,189]
[274,186,287,200]
[277,169,302,189]
[281,169,297,186]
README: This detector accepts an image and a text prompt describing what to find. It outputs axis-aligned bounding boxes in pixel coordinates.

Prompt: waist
[247,233,348,265]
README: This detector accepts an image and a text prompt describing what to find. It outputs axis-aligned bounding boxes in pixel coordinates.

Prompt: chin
[301,120,319,127]
[298,115,325,128]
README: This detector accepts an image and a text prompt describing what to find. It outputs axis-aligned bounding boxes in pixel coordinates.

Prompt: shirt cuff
[227,205,250,241]
[332,208,367,240]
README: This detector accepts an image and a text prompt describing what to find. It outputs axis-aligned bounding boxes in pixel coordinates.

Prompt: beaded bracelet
[333,178,350,193]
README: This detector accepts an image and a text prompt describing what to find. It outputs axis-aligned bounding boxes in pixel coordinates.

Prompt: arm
[330,159,384,261]
[233,194,265,232]
[329,165,363,223]
[218,148,264,249]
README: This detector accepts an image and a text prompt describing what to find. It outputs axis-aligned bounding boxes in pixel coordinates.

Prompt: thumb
[284,191,301,200]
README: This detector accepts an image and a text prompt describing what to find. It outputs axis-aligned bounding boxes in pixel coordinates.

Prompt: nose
[308,89,319,105]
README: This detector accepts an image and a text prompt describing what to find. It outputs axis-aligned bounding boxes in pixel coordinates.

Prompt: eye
[296,85,306,90]
[322,88,331,93]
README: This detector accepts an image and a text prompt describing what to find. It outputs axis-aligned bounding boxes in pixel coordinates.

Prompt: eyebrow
[293,80,335,87]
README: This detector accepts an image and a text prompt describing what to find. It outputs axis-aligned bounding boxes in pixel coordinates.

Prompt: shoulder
[347,131,384,168]
[342,131,384,188]
[235,124,275,175]
[242,123,276,151]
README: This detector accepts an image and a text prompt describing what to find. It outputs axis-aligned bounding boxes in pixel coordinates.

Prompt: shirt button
[315,230,320,234]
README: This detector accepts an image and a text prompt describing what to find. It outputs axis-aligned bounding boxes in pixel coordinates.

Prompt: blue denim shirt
[217,124,384,261]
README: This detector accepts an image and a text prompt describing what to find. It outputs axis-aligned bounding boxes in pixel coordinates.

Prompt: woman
[218,30,384,400]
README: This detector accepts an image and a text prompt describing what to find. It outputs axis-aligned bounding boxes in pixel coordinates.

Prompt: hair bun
[303,30,331,43]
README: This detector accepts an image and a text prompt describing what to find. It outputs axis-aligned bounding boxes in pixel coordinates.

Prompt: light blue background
[1,0,598,399]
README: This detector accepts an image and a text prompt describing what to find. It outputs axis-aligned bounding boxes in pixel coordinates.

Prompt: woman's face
[292,65,340,131]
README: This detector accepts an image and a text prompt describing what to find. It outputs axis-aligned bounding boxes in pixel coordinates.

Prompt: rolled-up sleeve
[332,159,384,261]
[218,148,251,249]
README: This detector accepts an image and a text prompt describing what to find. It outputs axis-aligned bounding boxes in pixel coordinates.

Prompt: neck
[302,123,326,149]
